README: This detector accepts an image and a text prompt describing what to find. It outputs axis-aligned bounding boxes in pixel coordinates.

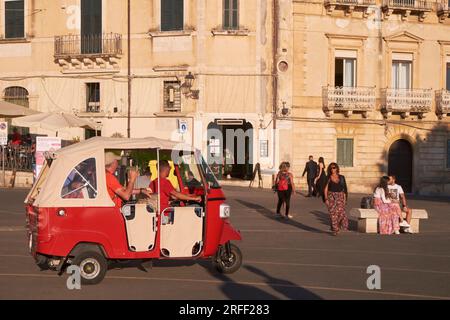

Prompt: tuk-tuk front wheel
[213,243,242,274]
[72,251,107,285]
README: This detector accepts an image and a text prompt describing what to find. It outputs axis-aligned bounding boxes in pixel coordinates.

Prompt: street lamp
[181,72,199,99]
[279,101,291,117]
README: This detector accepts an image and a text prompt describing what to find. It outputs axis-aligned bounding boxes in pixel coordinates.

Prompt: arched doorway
[206,119,254,180]
[388,139,413,193]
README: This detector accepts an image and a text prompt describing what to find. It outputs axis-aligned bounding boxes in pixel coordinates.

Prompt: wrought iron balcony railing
[54,33,122,58]
[438,1,450,21]
[436,89,450,119]
[322,86,376,117]
[325,0,376,5]
[382,0,432,10]
[382,0,432,21]
[324,0,376,15]
[381,88,432,118]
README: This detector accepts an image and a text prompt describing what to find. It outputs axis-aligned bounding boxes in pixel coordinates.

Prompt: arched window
[3,86,29,107]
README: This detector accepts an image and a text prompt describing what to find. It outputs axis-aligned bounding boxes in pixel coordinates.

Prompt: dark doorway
[388,139,413,193]
[207,120,253,180]
[81,0,102,54]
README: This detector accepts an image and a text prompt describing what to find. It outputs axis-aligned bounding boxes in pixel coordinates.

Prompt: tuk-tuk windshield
[199,155,221,189]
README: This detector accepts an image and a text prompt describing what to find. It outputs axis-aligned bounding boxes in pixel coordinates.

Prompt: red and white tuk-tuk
[25,137,242,284]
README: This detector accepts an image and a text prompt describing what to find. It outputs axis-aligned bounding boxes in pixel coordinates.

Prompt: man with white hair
[105,152,150,208]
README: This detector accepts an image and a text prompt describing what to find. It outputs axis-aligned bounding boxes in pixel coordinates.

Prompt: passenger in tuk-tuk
[186,171,202,194]
[105,152,151,208]
[150,160,202,212]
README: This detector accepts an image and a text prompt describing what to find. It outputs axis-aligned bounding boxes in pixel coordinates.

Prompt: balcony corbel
[83,58,95,69]
[95,57,107,69]
[401,10,411,21]
[57,58,70,70]
[70,58,82,69]
[326,4,336,14]
[418,11,427,22]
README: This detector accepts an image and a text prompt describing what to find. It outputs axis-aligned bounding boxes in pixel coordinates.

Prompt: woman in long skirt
[324,163,349,236]
[373,176,401,235]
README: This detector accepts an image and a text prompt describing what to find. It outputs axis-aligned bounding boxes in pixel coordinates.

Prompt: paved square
[0,186,449,299]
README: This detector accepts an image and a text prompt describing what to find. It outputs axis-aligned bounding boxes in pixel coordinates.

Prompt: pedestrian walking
[314,157,327,202]
[275,162,295,219]
[302,156,318,197]
[324,163,349,236]
[373,176,401,235]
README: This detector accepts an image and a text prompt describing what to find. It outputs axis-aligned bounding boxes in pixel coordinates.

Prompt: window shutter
[224,0,230,29]
[337,139,354,167]
[223,0,238,30]
[5,0,24,39]
[161,0,184,31]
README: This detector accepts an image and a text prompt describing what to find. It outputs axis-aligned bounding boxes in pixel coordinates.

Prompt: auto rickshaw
[25,137,242,284]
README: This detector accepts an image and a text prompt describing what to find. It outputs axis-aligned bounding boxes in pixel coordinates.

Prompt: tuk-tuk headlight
[220,204,231,219]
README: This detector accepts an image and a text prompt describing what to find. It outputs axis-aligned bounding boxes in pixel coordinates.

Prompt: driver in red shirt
[150,160,201,212]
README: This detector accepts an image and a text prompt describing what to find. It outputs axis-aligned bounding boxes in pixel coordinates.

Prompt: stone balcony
[382,0,432,21]
[381,88,432,119]
[54,33,122,72]
[322,86,376,118]
[437,0,450,22]
[324,0,377,17]
[436,89,450,119]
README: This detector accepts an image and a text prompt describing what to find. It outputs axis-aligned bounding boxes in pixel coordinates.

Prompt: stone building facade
[0,0,279,182]
[280,0,450,195]
[1,0,450,195]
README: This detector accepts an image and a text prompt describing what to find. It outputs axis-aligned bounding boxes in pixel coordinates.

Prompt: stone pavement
[0,186,449,299]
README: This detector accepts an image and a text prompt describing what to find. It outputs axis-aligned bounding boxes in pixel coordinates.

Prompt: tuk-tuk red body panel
[30,187,240,260]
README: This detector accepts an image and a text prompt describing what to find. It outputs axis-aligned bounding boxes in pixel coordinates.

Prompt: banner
[0,122,7,146]
[35,137,62,179]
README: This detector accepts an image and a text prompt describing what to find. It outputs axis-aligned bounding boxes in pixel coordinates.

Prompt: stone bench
[349,208,428,233]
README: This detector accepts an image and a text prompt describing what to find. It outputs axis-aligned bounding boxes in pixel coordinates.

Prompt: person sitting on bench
[388,175,413,234]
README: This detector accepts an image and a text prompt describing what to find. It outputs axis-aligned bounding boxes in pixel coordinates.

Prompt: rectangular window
[5,0,25,39]
[161,0,184,31]
[447,139,450,169]
[223,0,239,30]
[446,63,450,91]
[86,83,100,113]
[392,60,412,89]
[81,0,102,54]
[163,81,181,112]
[337,138,354,167]
[335,58,356,87]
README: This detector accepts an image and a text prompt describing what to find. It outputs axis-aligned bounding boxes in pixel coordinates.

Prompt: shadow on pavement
[310,210,357,232]
[197,260,322,300]
[244,265,322,300]
[236,199,330,235]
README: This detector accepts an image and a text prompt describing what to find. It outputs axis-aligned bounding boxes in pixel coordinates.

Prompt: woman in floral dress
[373,176,401,235]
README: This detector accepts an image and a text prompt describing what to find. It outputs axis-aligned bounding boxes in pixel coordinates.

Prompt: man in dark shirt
[302,155,318,197]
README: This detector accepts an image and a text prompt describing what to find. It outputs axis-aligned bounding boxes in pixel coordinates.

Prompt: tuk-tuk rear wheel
[72,251,107,285]
[213,243,242,274]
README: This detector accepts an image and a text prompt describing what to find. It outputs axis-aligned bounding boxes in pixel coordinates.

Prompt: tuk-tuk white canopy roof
[28,137,196,208]
[54,136,195,158]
